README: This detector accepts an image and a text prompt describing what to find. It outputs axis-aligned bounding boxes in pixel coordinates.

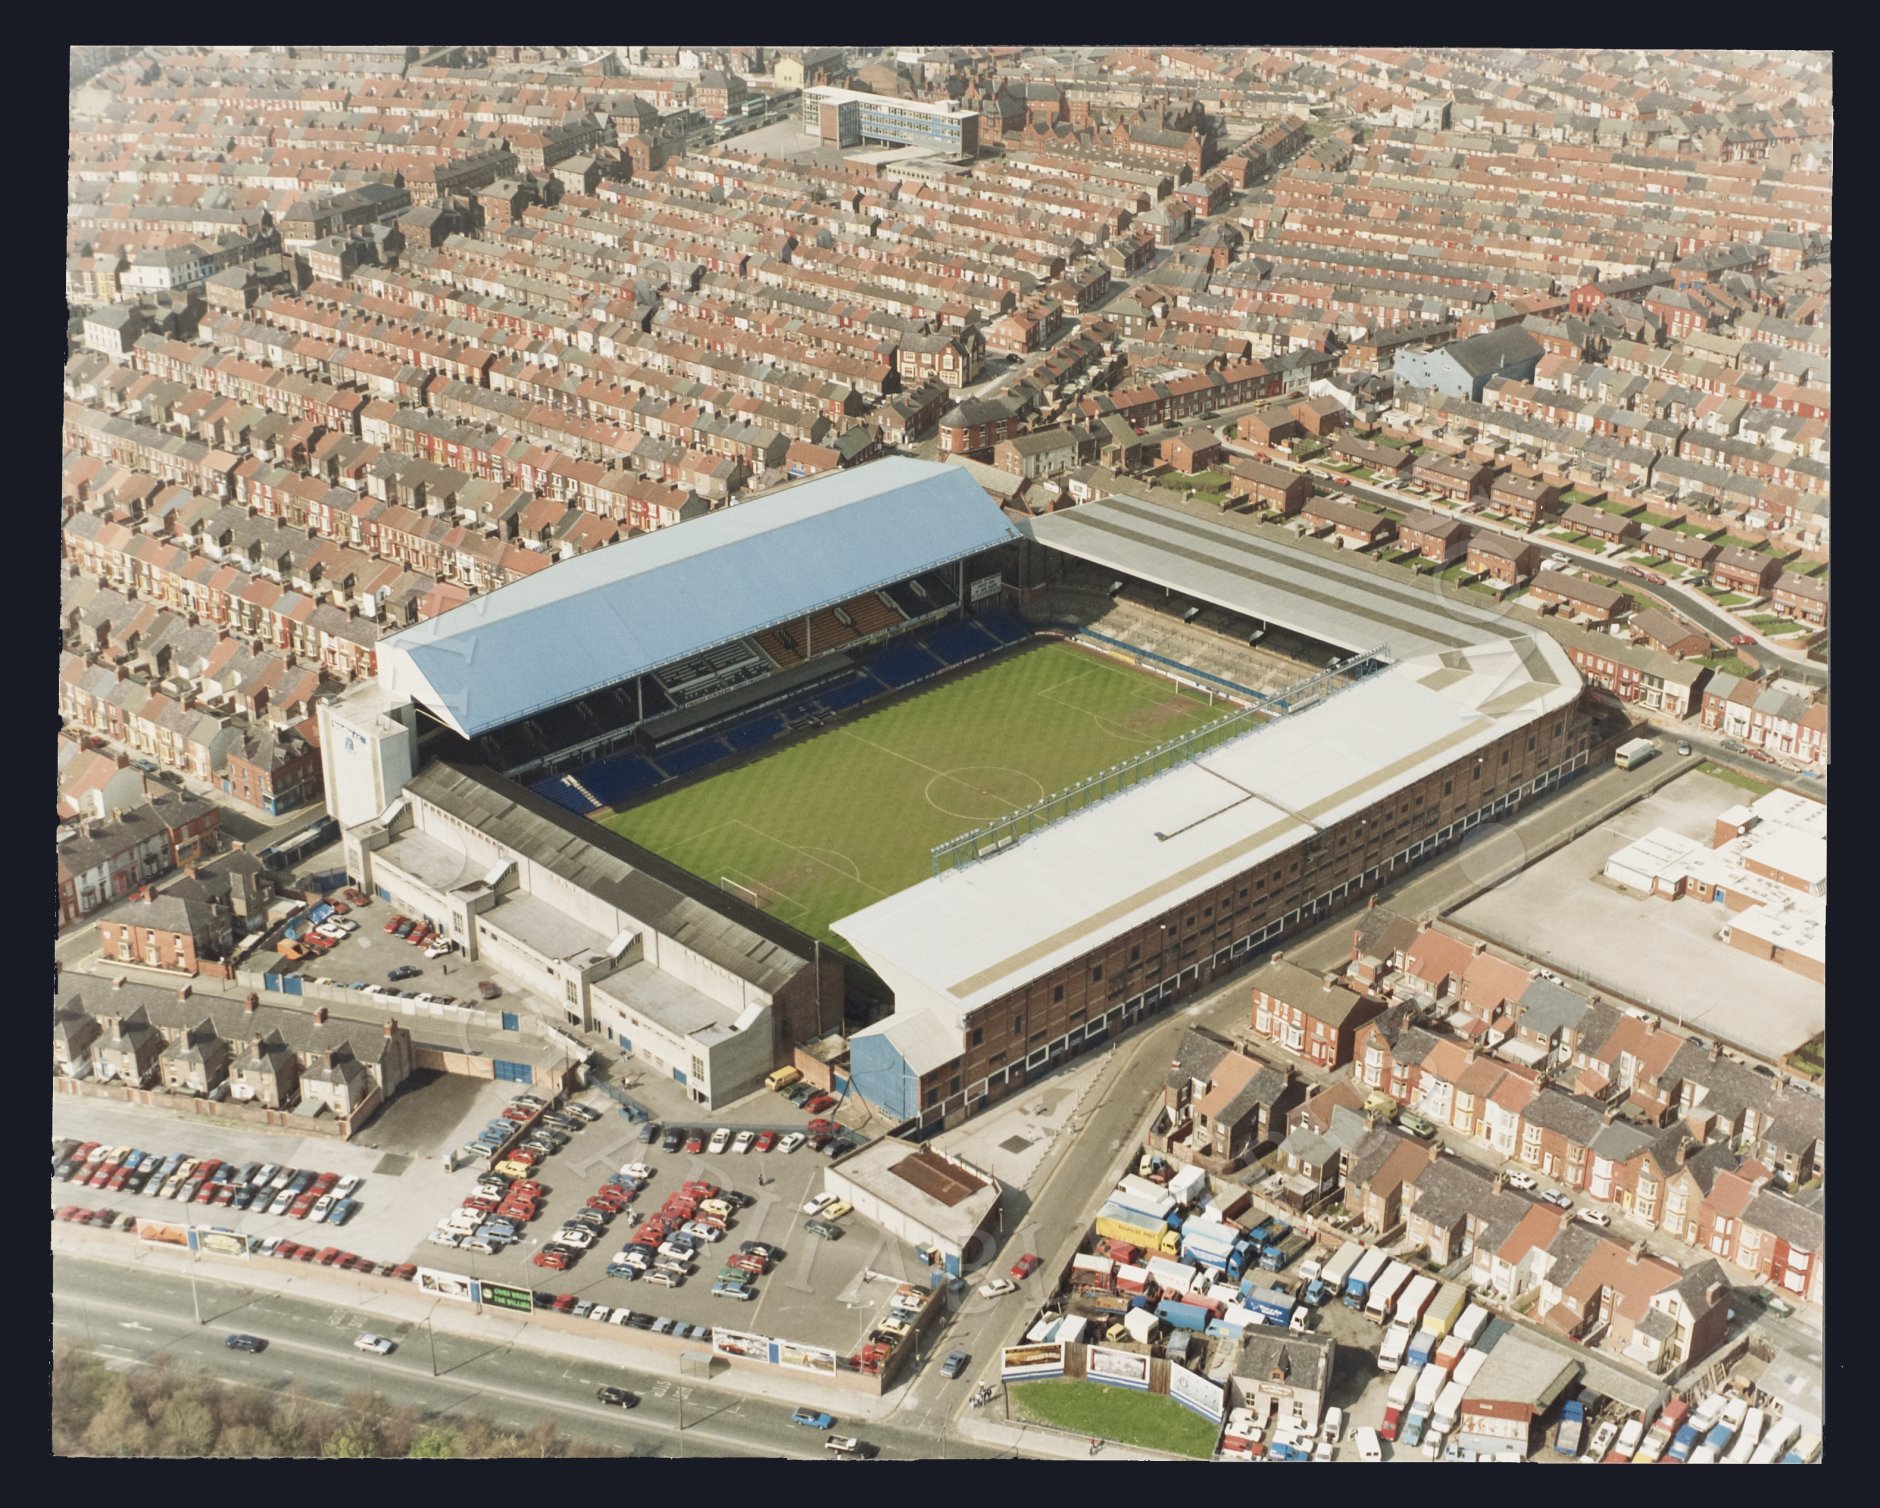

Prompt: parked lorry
[1422,1282,1467,1342]
[1241,1285,1295,1327]
[1344,1246,1389,1308]
[1382,1363,1423,1441]
[1450,1347,1487,1390]
[1094,1236,1141,1265]
[1167,1164,1209,1207]
[1554,1399,1586,1456]
[1111,1175,1181,1226]
[1378,1323,1413,1373]
[1114,1262,1153,1296]
[1723,1405,1764,1465]
[1433,1333,1467,1374]
[1452,1301,1490,1347]
[1095,1213,1181,1257]
[1318,1241,1363,1296]
[1392,1274,1438,1332]
[1406,1327,1441,1368]
[1122,1306,1160,1345]
[1070,1253,1116,1291]
[1400,1361,1448,1449]
[1752,1416,1802,1465]
[1156,1298,1213,1333]
[1258,1228,1309,1273]
[1365,1260,1414,1325]
[1432,1380,1466,1443]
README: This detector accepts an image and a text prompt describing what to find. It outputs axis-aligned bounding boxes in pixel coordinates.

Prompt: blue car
[791,1408,835,1430]
[328,1199,358,1226]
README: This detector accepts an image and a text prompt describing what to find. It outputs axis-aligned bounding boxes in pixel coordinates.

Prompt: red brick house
[1411,451,1495,501]
[1629,608,1710,659]
[1161,428,1223,474]
[1527,570,1633,623]
[57,790,221,928]
[1641,527,1719,572]
[1248,955,1385,1069]
[1771,570,1827,626]
[1330,435,1413,478]
[987,297,1063,356]
[1300,495,1395,549]
[1397,510,1471,565]
[1467,533,1540,585]
[1489,472,1561,523]
[219,722,322,817]
[1236,405,1302,447]
[1227,457,1311,515]
[97,883,236,976]
[1711,545,1781,595]
[1288,396,1350,437]
[1560,502,1641,546]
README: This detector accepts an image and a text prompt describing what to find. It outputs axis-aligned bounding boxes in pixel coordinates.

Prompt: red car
[532,1249,569,1270]
[680,1181,719,1200]
[315,1247,342,1266]
[409,926,432,947]
[1334,475,1350,486]
[1011,1253,1042,1280]
[462,1195,500,1214]
[56,1206,85,1222]
[344,889,368,907]
[196,1182,223,1205]
[754,1130,778,1153]
[1730,634,1756,646]
[384,914,408,933]
[87,1164,115,1189]
[806,1120,839,1138]
[312,1171,339,1191]
[683,1132,705,1154]
[496,1205,538,1224]
[289,1193,319,1219]
[802,1093,836,1114]
[510,1180,545,1199]
[550,1293,577,1313]
[349,1258,376,1275]
[108,1168,133,1193]
[333,1252,358,1269]
[327,901,349,915]
[214,1184,238,1206]
[585,1197,624,1215]
[274,1242,301,1260]
[387,1263,417,1282]
[507,1148,541,1167]
[727,1254,767,1275]
[294,1245,318,1262]
[501,1106,534,1123]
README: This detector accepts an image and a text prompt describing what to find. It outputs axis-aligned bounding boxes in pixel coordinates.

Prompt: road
[50,1250,1003,1459]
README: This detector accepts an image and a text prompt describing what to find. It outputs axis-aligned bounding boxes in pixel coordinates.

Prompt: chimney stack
[1630,1239,1646,1260]
[112,976,126,990]
[312,1005,326,1025]
[176,985,191,1001]
[384,1018,396,1038]
[1472,940,1487,957]
[1677,1141,1692,1166]
[1708,1041,1721,1062]
[245,992,259,1014]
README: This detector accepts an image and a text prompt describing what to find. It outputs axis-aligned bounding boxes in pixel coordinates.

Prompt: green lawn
[1699,761,1776,798]
[601,642,1238,953]
[1010,1380,1221,1459]
[1184,469,1231,490]
[1695,654,1756,677]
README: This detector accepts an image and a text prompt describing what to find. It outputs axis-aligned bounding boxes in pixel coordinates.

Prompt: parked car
[733,1130,755,1155]
[1575,1209,1612,1228]
[777,1132,805,1154]
[1730,634,1756,647]
[1398,1111,1437,1139]
[802,1192,836,1216]
[1542,1190,1573,1210]
[638,1121,661,1145]
[708,1128,732,1155]
[1505,1170,1538,1191]
[388,965,420,982]
[684,1131,706,1154]
[805,1218,844,1240]
[792,1408,835,1429]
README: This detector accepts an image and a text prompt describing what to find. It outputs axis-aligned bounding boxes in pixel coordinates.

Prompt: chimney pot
[245,992,259,1013]
[384,1018,396,1037]
[1472,940,1487,956]
[313,1006,328,1025]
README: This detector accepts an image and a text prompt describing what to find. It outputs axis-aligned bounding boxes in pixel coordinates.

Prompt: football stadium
[321,458,1600,1125]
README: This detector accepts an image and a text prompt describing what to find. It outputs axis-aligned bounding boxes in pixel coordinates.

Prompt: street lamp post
[427,1299,439,1377]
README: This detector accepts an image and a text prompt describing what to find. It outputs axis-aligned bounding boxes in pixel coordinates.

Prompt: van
[766,1066,802,1092]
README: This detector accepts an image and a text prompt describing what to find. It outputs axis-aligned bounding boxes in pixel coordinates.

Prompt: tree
[407,1425,463,1459]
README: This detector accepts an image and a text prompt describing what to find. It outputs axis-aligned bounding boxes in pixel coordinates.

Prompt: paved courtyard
[1452,770,1824,1059]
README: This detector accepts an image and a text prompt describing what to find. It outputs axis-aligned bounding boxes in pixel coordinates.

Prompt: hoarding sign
[970,573,1003,602]
[478,1281,533,1315]
[1000,1342,1065,1380]
[138,1220,191,1250]
[416,1267,475,1303]
[1167,1362,1226,1422]
[1086,1345,1151,1390]
[194,1227,250,1260]
[711,1327,771,1361]
[775,1338,838,1375]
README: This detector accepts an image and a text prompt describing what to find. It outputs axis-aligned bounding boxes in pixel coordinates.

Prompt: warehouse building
[822,1137,1004,1277]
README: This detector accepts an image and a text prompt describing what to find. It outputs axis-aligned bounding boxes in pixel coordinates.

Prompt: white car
[334,1175,361,1199]
[552,1228,596,1249]
[978,1277,1017,1299]
[802,1192,835,1216]
[620,1163,654,1182]
[1505,1170,1538,1191]
[1321,1407,1344,1445]
[777,1132,805,1155]
[588,1306,612,1323]
[311,1193,337,1221]
[1575,1208,1612,1228]
[733,1130,755,1154]
[1352,1426,1383,1462]
[353,1334,394,1354]
[682,1220,724,1243]
[427,1230,461,1248]
[708,1128,732,1155]
[1542,1190,1574,1210]
[425,942,454,958]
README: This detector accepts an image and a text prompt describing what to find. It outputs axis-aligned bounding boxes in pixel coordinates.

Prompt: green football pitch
[599,641,1236,954]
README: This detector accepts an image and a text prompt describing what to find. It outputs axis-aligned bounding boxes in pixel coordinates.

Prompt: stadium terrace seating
[814,675,882,714]
[655,639,772,706]
[723,713,786,753]
[531,775,603,816]
[570,748,665,807]
[756,627,803,668]
[979,610,1030,646]
[921,619,999,666]
[844,591,905,636]
[656,737,734,780]
[806,606,860,652]
[868,640,945,690]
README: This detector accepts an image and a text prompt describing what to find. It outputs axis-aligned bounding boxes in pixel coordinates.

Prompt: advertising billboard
[970,573,1003,602]
[1167,1361,1226,1422]
[774,1338,839,1375]
[137,1219,191,1251]
[194,1227,250,1260]
[1085,1345,1151,1390]
[711,1327,771,1361]
[478,1281,534,1315]
[416,1267,475,1303]
[1000,1342,1066,1380]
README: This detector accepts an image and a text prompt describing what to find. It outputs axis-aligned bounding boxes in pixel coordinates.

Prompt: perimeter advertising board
[479,1281,534,1315]
[711,1327,771,1361]
[195,1227,250,1260]
[774,1338,839,1375]
[1000,1343,1066,1380]
[1167,1362,1226,1422]
[137,1220,191,1251]
[1086,1345,1151,1390]
[416,1267,475,1303]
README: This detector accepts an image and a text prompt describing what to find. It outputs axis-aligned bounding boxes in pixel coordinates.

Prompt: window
[1129,945,1140,964]
[949,1075,961,1095]
[1091,963,1103,983]
[690,1056,704,1080]
[1013,1013,1025,1035]
[970,1027,983,1047]
[1053,983,1064,1002]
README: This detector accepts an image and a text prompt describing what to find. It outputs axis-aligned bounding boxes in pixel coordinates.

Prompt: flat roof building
[822,1137,1003,1277]
[803,86,979,157]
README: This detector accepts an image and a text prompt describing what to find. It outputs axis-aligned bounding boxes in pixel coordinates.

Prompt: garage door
[493,1059,533,1083]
